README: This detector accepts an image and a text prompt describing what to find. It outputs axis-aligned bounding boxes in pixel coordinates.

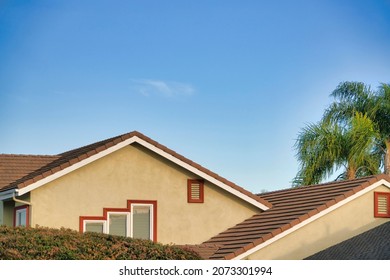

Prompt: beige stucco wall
[30,144,259,245]
[246,184,390,260]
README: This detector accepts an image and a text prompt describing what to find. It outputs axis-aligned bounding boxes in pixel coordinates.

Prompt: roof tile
[298,214,310,222]
[344,190,355,198]
[60,162,70,169]
[42,170,53,178]
[289,219,300,228]
[242,242,255,252]
[78,154,88,161]
[325,199,336,207]
[270,228,282,237]
[307,209,319,217]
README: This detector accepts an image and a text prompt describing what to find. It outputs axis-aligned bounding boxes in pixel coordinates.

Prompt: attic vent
[374,192,390,218]
[187,179,204,203]
[378,196,388,213]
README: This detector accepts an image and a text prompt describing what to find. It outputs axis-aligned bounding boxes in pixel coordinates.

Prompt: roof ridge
[57,131,137,156]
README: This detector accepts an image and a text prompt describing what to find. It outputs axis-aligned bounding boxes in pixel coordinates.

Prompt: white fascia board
[16,135,268,211]
[135,138,269,211]
[233,179,390,260]
[0,189,17,201]
[17,136,139,196]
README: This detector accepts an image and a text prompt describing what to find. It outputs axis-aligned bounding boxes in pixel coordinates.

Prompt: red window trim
[79,200,157,242]
[374,192,390,218]
[13,205,30,227]
[187,179,204,203]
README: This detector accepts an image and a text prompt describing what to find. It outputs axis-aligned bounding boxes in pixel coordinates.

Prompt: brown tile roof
[197,174,390,260]
[0,131,271,208]
[0,154,59,190]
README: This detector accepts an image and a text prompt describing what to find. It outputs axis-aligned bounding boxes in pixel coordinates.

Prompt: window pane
[85,222,104,233]
[109,214,127,237]
[16,209,27,227]
[133,206,151,240]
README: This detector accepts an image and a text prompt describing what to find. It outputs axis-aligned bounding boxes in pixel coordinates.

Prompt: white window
[84,220,107,234]
[108,212,130,237]
[15,207,28,227]
[131,204,153,240]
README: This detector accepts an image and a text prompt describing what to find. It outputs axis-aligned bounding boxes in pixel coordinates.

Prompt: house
[0,131,389,259]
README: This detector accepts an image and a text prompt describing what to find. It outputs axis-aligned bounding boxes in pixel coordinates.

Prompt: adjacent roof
[305,221,390,260]
[0,154,59,190]
[0,131,271,209]
[195,174,390,259]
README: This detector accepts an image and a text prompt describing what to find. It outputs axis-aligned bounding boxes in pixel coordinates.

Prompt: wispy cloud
[131,79,195,98]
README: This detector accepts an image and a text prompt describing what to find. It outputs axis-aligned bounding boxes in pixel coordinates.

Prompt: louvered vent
[374,192,390,218]
[190,182,201,200]
[187,179,204,203]
[377,195,388,215]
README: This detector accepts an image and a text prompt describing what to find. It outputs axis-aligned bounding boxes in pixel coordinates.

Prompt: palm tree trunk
[384,139,390,175]
[347,167,356,179]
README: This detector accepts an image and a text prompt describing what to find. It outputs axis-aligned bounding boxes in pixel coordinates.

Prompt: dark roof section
[0,131,272,208]
[305,221,390,260]
[196,174,390,260]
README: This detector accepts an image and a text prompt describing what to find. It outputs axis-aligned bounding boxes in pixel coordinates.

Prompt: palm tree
[324,81,390,175]
[374,83,390,175]
[293,112,380,186]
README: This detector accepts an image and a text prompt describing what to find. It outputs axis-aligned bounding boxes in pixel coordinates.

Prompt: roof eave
[0,188,17,201]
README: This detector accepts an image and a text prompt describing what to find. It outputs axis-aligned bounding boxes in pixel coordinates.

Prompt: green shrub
[0,225,202,260]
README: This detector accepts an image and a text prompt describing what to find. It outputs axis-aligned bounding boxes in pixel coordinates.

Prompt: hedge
[0,225,202,260]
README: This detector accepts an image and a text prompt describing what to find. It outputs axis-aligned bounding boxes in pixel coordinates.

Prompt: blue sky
[1,0,389,193]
